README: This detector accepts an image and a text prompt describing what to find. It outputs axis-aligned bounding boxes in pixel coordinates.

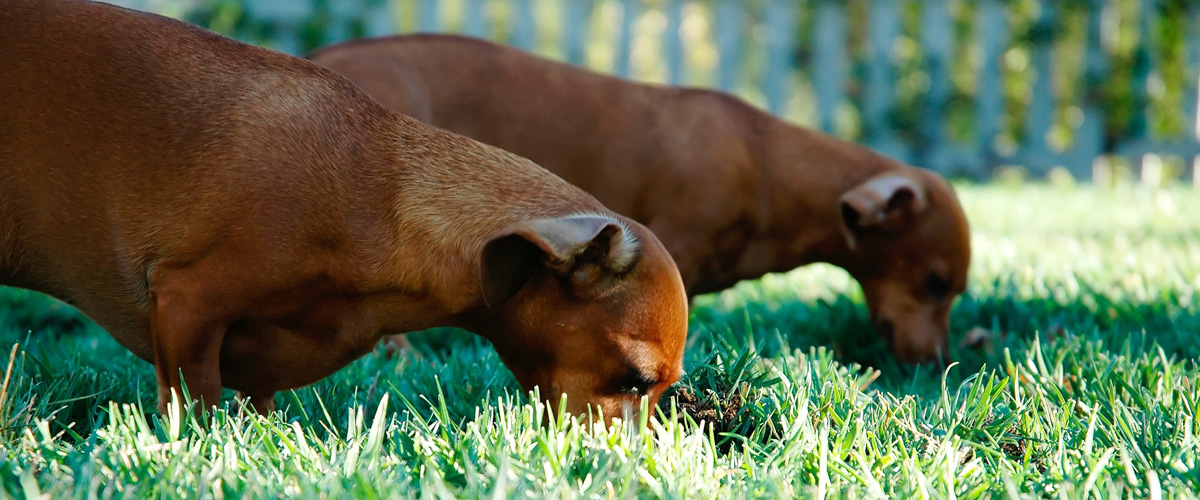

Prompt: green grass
[1,184,1198,498]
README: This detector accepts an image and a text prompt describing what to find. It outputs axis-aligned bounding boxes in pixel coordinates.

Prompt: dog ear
[839,174,928,249]
[479,214,641,305]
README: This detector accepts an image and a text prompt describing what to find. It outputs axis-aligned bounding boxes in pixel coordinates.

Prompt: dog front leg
[234,391,276,414]
[149,288,227,415]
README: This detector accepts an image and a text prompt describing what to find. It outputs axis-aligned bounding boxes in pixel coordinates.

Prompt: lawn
[1,183,1198,498]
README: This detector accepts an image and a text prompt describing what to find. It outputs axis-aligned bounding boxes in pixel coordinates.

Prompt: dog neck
[360,116,606,320]
[737,117,907,277]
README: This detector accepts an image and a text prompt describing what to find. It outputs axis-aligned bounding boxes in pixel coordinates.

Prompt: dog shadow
[687,281,1200,398]
[3,279,1196,444]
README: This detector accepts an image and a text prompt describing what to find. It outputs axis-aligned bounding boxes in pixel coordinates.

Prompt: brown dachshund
[310,34,972,363]
[0,1,687,419]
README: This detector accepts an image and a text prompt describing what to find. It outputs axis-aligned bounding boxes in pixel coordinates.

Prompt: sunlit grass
[2,183,1199,498]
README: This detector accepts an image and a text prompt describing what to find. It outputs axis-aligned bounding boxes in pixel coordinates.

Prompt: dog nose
[926,345,951,369]
[884,326,952,365]
[898,342,952,366]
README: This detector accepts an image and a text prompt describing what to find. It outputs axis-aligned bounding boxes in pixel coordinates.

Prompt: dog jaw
[458,214,688,422]
[834,169,971,364]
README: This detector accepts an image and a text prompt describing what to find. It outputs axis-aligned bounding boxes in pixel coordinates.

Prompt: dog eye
[926,272,951,299]
[615,369,657,395]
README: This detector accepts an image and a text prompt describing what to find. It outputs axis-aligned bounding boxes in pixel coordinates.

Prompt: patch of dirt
[669,386,743,431]
[1000,439,1026,458]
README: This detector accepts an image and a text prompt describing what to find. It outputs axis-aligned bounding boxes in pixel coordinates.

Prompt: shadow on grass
[0,286,521,443]
[690,284,1200,397]
[2,282,1196,448]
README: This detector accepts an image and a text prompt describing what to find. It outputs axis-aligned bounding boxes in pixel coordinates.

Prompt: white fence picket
[762,0,797,117]
[713,0,742,93]
[811,0,846,135]
[664,0,684,85]
[863,0,906,162]
[1020,3,1057,176]
[509,0,536,50]
[562,0,589,66]
[974,0,1007,176]
[461,0,489,38]
[613,0,638,78]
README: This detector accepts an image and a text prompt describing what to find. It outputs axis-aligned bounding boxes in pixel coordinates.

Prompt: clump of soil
[1000,439,1026,458]
[666,384,784,453]
[667,386,744,434]
[661,383,768,455]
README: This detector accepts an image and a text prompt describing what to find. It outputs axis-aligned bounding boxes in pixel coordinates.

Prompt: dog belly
[0,238,157,364]
[218,319,378,395]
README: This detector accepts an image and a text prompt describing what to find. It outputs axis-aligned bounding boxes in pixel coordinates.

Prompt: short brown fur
[310,34,972,363]
[0,1,687,419]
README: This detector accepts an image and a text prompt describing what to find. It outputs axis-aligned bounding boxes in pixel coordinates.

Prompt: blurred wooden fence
[120,0,1200,184]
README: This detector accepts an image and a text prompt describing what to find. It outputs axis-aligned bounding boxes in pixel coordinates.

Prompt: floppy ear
[479,214,641,306]
[839,174,928,249]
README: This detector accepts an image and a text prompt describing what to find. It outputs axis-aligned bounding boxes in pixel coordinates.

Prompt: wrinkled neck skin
[732,118,905,282]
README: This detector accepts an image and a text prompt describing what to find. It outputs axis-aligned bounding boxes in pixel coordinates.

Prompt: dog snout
[610,396,649,425]
[892,336,950,365]
[621,399,636,421]
[883,322,950,365]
